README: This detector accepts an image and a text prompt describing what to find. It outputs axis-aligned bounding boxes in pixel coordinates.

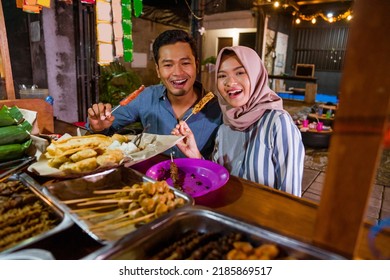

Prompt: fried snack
[59,157,98,173]
[44,134,125,173]
[96,149,124,166]
[253,244,279,259]
[48,155,71,169]
[111,134,130,144]
[227,242,280,260]
[70,148,97,162]
[193,92,214,114]
[48,147,85,159]
[45,134,113,158]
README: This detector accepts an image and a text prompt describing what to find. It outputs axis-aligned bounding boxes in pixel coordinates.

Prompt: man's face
[155,42,197,97]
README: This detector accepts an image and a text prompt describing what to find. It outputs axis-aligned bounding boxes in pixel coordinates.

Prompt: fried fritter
[70,148,98,162]
[96,149,124,166]
[45,134,113,158]
[59,157,98,173]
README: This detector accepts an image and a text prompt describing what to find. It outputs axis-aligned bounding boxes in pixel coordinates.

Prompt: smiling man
[87,29,222,159]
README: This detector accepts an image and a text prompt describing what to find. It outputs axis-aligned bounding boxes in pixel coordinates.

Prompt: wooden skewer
[183,112,194,122]
[170,152,174,162]
[93,188,142,194]
[77,199,133,207]
[79,208,123,220]
[70,205,115,213]
[183,92,214,122]
[89,207,144,228]
[61,194,119,204]
[96,212,155,231]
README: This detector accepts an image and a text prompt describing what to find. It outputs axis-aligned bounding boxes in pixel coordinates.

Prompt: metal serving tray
[84,206,345,260]
[0,172,73,257]
[42,166,194,244]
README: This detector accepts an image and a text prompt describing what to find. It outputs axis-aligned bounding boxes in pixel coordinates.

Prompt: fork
[132,123,150,147]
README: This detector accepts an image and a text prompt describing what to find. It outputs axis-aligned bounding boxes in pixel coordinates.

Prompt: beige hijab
[215,46,283,131]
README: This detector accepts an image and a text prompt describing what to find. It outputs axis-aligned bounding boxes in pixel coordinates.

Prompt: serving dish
[83,206,345,260]
[0,249,55,260]
[146,158,229,197]
[27,133,183,178]
[0,172,73,256]
[42,166,194,244]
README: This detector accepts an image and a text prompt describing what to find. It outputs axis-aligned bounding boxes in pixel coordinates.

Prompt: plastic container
[19,88,49,100]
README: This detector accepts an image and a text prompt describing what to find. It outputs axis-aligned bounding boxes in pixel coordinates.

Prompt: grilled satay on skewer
[63,181,185,236]
[183,92,215,122]
[170,152,183,191]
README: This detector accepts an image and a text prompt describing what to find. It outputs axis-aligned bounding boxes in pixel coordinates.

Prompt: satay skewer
[61,195,119,205]
[88,207,144,227]
[170,154,182,191]
[70,205,115,213]
[93,188,142,194]
[183,92,215,122]
[103,85,145,119]
[77,199,134,207]
[79,208,123,220]
[94,212,156,231]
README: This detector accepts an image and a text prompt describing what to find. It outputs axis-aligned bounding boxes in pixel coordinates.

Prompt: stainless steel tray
[0,172,73,256]
[42,166,194,244]
[84,206,345,260]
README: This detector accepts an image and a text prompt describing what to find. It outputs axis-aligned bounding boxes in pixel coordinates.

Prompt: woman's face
[217,53,251,107]
[155,42,197,97]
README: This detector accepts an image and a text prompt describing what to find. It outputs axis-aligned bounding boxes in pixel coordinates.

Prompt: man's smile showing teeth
[171,79,187,85]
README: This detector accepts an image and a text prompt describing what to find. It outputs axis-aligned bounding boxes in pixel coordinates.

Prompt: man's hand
[87,103,115,132]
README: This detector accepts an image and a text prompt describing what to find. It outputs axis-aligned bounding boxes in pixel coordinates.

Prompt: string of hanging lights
[254,0,353,24]
[293,9,353,24]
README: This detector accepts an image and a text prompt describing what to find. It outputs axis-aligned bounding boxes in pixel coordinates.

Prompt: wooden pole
[0,0,15,99]
[313,0,390,258]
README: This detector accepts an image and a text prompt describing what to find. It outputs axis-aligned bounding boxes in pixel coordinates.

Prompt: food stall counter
[6,120,388,260]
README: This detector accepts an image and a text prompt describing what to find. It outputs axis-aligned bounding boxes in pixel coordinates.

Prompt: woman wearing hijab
[172,46,304,196]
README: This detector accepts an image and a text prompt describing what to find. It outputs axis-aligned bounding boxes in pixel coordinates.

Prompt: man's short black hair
[152,29,198,64]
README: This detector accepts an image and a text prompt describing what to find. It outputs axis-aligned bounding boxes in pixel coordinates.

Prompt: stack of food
[44,134,136,174]
[0,106,32,162]
[59,180,186,241]
[0,179,60,253]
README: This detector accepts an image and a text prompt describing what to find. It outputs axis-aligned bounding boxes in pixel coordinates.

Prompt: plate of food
[146,158,229,198]
[27,133,183,178]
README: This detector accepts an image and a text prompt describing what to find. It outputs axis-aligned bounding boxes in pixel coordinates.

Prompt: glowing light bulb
[311,18,316,24]
[274,1,280,8]
[295,18,301,24]
[347,15,352,21]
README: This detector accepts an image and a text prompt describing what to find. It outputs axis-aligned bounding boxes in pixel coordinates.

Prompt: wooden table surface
[27,119,388,260]
[131,154,390,260]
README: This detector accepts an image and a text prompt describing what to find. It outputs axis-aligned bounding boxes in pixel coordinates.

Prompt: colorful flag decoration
[96,0,143,64]
[16,0,50,13]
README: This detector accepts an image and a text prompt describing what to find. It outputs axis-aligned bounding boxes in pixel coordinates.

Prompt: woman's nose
[224,76,238,86]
